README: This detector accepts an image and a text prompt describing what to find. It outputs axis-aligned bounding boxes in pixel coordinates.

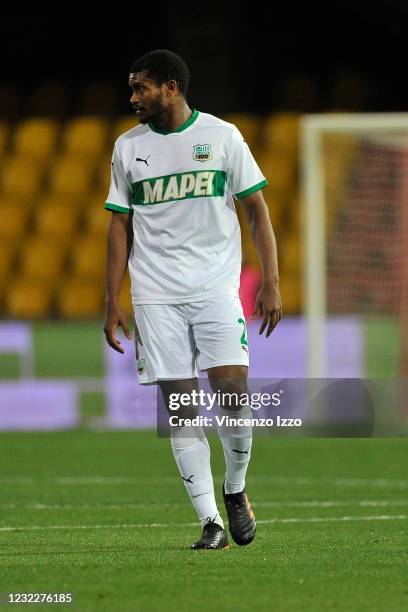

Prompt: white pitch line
[0,514,407,532]
[2,476,408,487]
[2,500,408,511]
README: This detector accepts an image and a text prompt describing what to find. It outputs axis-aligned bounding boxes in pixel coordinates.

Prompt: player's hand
[103,302,132,354]
[250,281,282,337]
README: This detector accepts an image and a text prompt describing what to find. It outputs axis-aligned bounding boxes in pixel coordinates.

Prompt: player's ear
[166,80,178,97]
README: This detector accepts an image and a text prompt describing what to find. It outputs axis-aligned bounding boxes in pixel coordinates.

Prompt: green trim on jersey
[105,202,131,214]
[131,169,227,206]
[235,179,268,200]
[148,109,199,135]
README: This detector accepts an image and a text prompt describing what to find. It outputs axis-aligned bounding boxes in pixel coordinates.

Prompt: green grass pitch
[0,431,407,611]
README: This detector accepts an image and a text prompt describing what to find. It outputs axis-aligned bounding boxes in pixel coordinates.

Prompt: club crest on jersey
[137,358,146,374]
[193,144,213,162]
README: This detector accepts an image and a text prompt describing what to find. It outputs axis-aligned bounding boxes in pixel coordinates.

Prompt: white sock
[217,404,253,494]
[170,425,224,528]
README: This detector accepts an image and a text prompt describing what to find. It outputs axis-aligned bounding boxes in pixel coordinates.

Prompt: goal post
[301,113,408,378]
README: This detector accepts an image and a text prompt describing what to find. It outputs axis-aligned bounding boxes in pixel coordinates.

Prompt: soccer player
[103,49,282,550]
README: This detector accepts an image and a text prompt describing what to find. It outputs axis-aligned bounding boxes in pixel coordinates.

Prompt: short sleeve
[104,143,132,213]
[227,125,268,199]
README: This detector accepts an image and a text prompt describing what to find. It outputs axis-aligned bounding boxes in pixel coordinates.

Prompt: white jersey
[105,110,267,304]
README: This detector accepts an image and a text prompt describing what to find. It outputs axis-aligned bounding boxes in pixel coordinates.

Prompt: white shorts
[133,295,249,385]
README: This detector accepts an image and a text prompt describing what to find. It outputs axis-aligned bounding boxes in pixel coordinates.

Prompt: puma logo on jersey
[135,155,150,166]
[133,170,226,205]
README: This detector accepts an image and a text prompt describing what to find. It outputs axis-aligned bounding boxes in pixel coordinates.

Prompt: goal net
[301,114,408,379]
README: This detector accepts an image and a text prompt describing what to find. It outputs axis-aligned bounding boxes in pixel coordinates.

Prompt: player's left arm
[238,189,282,337]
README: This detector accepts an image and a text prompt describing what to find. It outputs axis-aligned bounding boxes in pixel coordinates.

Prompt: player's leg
[158,378,228,550]
[189,296,256,545]
[132,303,227,549]
[207,364,253,496]
[208,365,256,546]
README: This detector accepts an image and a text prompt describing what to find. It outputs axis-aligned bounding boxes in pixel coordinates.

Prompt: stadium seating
[0,122,9,155]
[1,156,45,198]
[0,206,31,241]
[112,116,139,141]
[69,237,106,280]
[48,155,95,197]
[28,83,69,118]
[263,113,299,156]
[0,245,16,292]
[13,119,59,158]
[85,199,110,236]
[18,238,67,283]
[34,205,80,239]
[62,117,109,157]
[221,113,261,152]
[119,274,133,317]
[0,108,303,318]
[57,279,103,318]
[0,86,20,120]
[38,194,83,210]
[6,278,54,318]
[80,82,121,117]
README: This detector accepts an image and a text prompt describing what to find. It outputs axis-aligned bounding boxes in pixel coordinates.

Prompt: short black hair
[130,49,190,98]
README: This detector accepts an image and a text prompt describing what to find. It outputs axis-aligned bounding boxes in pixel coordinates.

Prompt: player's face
[129,72,166,124]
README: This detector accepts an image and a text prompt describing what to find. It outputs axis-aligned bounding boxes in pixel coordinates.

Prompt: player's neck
[153,103,193,133]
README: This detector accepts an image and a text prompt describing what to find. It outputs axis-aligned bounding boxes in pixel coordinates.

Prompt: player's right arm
[104,212,133,354]
[103,141,133,353]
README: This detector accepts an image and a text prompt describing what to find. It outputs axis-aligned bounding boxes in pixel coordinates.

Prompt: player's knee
[159,378,200,418]
[170,424,207,451]
[208,376,249,412]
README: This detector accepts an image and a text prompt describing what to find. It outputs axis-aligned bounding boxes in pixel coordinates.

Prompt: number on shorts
[238,318,248,346]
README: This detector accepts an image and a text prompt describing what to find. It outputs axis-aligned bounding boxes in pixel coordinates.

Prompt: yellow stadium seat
[280,232,301,276]
[1,156,44,197]
[287,192,303,234]
[13,118,59,158]
[0,206,30,240]
[69,237,106,279]
[19,238,67,281]
[35,205,80,238]
[221,113,261,152]
[0,122,9,156]
[242,241,259,268]
[84,202,110,236]
[256,151,296,198]
[0,194,38,209]
[37,195,84,211]
[48,156,95,197]
[278,274,302,314]
[6,278,54,319]
[119,273,133,317]
[112,116,139,141]
[98,153,113,193]
[257,186,284,230]
[0,243,16,286]
[57,279,103,318]
[63,117,109,157]
[263,113,299,155]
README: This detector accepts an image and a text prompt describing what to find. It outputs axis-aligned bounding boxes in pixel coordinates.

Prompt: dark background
[1,1,407,117]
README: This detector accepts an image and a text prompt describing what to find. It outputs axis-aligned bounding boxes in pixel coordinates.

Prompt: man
[104,49,282,550]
